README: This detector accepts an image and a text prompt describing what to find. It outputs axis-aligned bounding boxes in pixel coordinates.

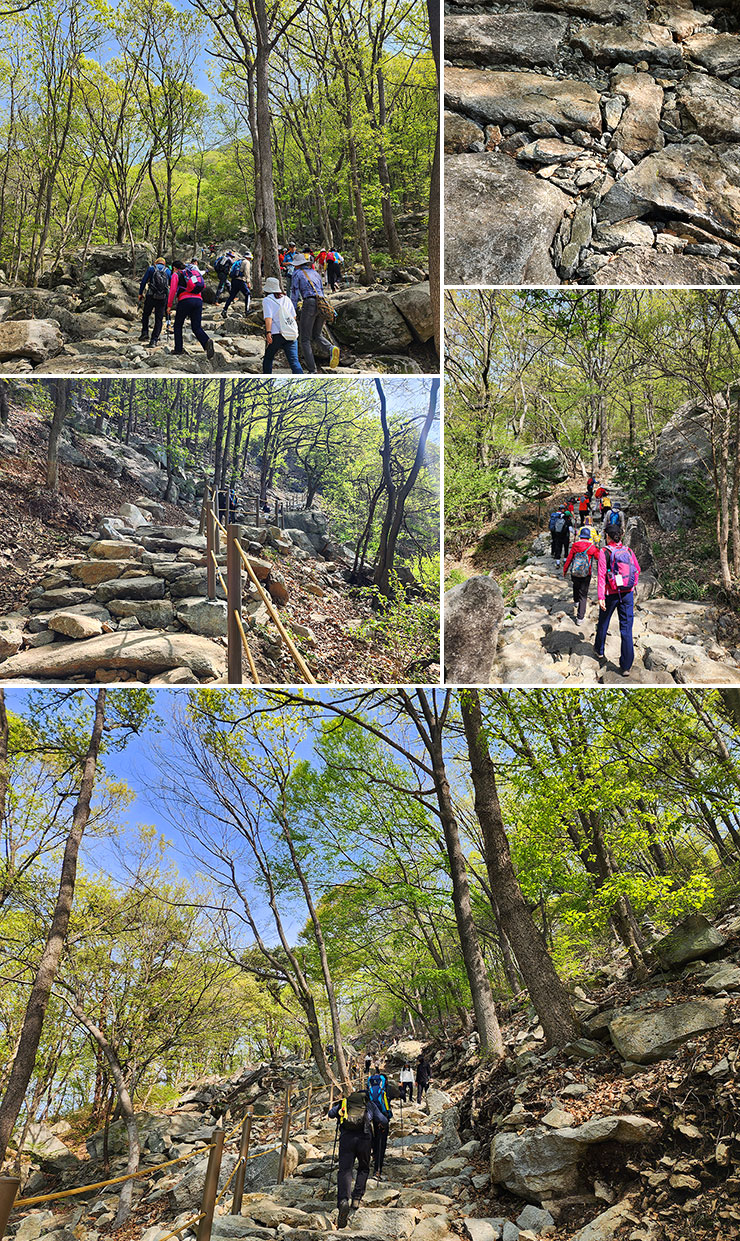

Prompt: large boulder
[71,243,155,278]
[445,68,602,134]
[0,630,226,681]
[608,998,729,1063]
[444,576,504,683]
[391,282,434,343]
[647,394,726,530]
[333,293,414,354]
[445,153,568,285]
[175,598,228,637]
[385,1039,425,1065]
[653,913,726,968]
[491,1115,661,1202]
[623,515,654,573]
[0,320,64,363]
[445,12,568,67]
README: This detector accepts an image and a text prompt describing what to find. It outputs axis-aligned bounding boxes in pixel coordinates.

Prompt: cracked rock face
[444,0,740,285]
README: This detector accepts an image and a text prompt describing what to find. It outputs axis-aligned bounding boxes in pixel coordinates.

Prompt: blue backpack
[605,507,621,530]
[367,1073,391,1118]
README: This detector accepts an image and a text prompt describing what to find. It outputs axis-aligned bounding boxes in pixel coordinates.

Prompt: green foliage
[354,572,440,667]
[612,443,656,502]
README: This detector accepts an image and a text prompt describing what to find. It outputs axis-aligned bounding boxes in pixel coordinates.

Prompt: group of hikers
[137,240,343,374]
[328,1052,432,1229]
[548,475,641,676]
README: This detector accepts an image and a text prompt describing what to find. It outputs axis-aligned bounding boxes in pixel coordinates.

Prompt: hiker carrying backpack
[367,1071,392,1180]
[328,1089,388,1228]
[138,258,171,348]
[167,260,214,359]
[594,526,641,676]
[563,527,599,624]
[222,254,252,320]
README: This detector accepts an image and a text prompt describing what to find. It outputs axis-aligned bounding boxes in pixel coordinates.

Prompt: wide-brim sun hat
[292,256,311,267]
[263,277,282,293]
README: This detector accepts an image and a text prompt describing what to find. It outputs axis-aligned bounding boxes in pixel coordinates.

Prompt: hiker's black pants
[173,297,210,354]
[400,1083,413,1102]
[141,295,165,344]
[372,1122,388,1174]
[552,530,570,559]
[337,1128,371,1206]
[417,1081,429,1103]
[223,277,250,315]
[327,260,340,291]
[572,573,591,620]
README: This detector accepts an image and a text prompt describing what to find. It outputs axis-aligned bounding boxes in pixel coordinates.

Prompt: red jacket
[563,538,599,578]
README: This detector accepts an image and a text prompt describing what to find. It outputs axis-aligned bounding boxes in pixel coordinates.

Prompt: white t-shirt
[400,1068,414,1084]
[263,293,298,340]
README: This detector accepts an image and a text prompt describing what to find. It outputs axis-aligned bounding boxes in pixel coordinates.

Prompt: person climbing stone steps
[328,1083,389,1228]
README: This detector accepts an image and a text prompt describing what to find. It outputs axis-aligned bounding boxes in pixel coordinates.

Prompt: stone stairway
[491,486,740,685]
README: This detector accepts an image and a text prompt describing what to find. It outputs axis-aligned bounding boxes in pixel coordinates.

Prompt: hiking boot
[351,1200,361,1212]
[138,333,148,341]
[206,339,215,360]
[329,345,340,368]
[337,1199,351,1229]
[221,309,228,319]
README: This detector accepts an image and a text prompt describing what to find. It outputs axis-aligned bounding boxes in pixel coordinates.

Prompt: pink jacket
[597,542,640,601]
[167,270,203,312]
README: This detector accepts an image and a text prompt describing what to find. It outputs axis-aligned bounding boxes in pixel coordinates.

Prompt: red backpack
[604,546,637,593]
[178,264,205,297]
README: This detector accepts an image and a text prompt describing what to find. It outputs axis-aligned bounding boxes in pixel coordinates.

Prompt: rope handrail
[234,540,316,684]
[233,609,259,683]
[209,549,229,598]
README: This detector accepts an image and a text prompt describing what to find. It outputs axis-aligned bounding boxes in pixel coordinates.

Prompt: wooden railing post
[206,494,216,601]
[227,523,243,684]
[276,1084,292,1185]
[280,502,285,531]
[196,1128,224,1241]
[213,491,221,554]
[304,1085,312,1133]
[0,1177,19,1238]
[231,1109,253,1215]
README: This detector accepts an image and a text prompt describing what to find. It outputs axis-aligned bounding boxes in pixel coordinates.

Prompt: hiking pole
[327,1118,339,1198]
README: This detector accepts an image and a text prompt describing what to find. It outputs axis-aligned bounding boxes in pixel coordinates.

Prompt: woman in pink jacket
[167,260,214,359]
[593,521,641,676]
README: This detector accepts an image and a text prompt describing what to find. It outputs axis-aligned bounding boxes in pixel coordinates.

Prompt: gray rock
[608,998,729,1063]
[589,246,732,286]
[445,154,568,285]
[333,293,413,354]
[623,515,654,572]
[567,1199,637,1240]
[684,30,740,77]
[653,913,726,967]
[611,71,664,159]
[95,575,165,603]
[516,1204,556,1234]
[678,73,740,142]
[107,599,175,627]
[444,68,603,135]
[445,13,567,68]
[0,630,226,681]
[0,319,64,363]
[648,394,725,529]
[175,598,228,637]
[572,20,683,66]
[444,111,485,154]
[463,1221,504,1241]
[444,575,504,682]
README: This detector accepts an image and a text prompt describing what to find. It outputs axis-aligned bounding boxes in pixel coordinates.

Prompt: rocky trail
[445,476,740,684]
[0,245,435,376]
[7,907,740,1241]
[444,0,740,286]
[0,409,431,686]
[495,480,740,685]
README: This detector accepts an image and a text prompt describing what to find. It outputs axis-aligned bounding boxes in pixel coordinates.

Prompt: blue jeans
[594,590,634,671]
[173,297,210,354]
[262,334,303,374]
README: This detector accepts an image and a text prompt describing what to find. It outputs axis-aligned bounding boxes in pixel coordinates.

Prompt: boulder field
[7,909,740,1241]
[444,0,740,286]
[0,250,435,375]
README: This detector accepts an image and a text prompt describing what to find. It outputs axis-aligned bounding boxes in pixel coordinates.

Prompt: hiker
[548,507,564,559]
[600,491,613,522]
[223,252,252,319]
[577,494,590,524]
[563,525,600,624]
[138,257,171,348]
[283,241,299,295]
[415,1055,431,1104]
[399,1063,414,1103]
[367,1065,394,1179]
[586,474,595,501]
[214,250,235,298]
[262,277,303,374]
[326,248,343,292]
[216,486,230,526]
[228,488,238,523]
[364,1052,372,1076]
[566,496,576,522]
[550,507,572,569]
[290,256,339,373]
[594,520,641,676]
[328,1088,389,1228]
[167,260,214,359]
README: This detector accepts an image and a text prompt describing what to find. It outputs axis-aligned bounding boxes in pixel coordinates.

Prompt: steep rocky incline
[0,247,435,376]
[444,0,740,286]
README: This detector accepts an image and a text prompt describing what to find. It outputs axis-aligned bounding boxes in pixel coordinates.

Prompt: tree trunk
[460,689,579,1047]
[0,690,107,1164]
[46,379,70,492]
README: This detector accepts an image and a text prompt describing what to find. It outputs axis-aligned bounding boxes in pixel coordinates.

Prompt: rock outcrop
[445,0,740,285]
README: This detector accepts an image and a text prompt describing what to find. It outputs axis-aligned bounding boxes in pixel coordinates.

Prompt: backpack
[275,296,299,341]
[215,254,231,274]
[178,264,204,297]
[604,546,637,594]
[149,265,169,299]
[367,1073,391,1118]
[238,258,250,281]
[316,291,336,324]
[554,516,565,533]
[604,508,621,530]
[571,546,592,578]
[548,511,560,532]
[339,1094,367,1130]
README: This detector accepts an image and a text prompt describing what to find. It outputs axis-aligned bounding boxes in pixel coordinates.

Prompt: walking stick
[327,1118,339,1197]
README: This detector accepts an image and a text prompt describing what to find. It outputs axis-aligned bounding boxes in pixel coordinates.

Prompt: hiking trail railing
[201,486,316,686]
[0,1079,329,1241]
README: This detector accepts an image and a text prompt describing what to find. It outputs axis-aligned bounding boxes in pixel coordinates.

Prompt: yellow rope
[234,609,259,683]
[234,540,316,684]
[209,549,228,598]
[154,1208,206,1241]
[13,1142,218,1208]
